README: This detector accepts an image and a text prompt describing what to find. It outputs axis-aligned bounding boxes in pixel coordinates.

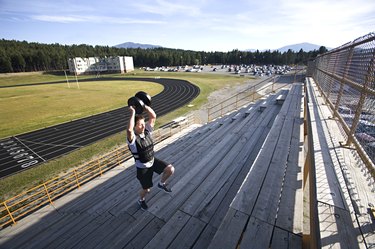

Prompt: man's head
[134,114,145,135]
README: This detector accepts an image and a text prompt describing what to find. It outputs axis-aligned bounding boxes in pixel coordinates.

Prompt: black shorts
[136,158,169,189]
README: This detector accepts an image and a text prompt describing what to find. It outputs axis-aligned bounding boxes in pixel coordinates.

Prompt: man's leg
[140,188,151,200]
[161,164,175,184]
[153,158,175,193]
[137,168,153,210]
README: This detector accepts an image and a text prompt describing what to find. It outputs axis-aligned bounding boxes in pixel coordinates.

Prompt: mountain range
[114,42,162,49]
[246,42,331,52]
[275,42,331,52]
[114,42,330,52]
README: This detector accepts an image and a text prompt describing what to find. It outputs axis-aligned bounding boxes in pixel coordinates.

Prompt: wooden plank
[259,101,268,111]
[202,125,272,227]
[181,104,279,217]
[207,208,248,249]
[0,207,65,246]
[110,216,163,249]
[309,103,347,209]
[56,160,135,214]
[189,103,276,218]
[275,92,288,105]
[276,117,304,234]
[167,102,276,221]
[318,202,364,249]
[18,213,95,249]
[124,216,165,249]
[245,105,254,116]
[230,115,286,215]
[239,216,273,248]
[143,210,190,249]
[40,214,107,248]
[149,113,260,220]
[126,121,235,216]
[0,213,75,249]
[52,214,113,249]
[251,115,295,224]
[92,212,155,248]
[231,112,242,121]
[112,113,242,216]
[168,216,206,249]
[65,213,135,249]
[270,227,302,249]
[191,224,217,249]
[209,85,301,248]
[193,126,271,226]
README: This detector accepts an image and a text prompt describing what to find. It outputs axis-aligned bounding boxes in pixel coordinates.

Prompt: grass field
[0,69,251,200]
[0,80,162,138]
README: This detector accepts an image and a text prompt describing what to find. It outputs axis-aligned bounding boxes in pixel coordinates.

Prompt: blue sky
[1,0,374,52]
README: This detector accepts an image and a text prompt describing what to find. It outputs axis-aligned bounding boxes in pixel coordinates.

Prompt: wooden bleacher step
[207,83,304,249]
[143,92,285,247]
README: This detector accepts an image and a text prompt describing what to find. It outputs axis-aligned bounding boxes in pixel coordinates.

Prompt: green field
[0,70,252,200]
[0,80,162,138]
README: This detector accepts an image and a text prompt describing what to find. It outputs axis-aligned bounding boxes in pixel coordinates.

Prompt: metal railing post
[117,149,121,166]
[43,183,53,205]
[97,159,103,176]
[3,201,16,225]
[74,169,81,188]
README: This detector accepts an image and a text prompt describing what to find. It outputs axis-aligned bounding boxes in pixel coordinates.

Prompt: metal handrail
[0,115,196,229]
[207,75,290,122]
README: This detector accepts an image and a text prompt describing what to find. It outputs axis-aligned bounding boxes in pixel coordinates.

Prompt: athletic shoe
[138,199,148,210]
[158,183,172,193]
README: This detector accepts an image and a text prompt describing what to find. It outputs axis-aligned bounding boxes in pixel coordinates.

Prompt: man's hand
[129,106,136,113]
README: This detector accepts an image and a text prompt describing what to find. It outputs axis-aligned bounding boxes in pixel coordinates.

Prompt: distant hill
[275,42,330,52]
[245,42,331,53]
[114,42,162,49]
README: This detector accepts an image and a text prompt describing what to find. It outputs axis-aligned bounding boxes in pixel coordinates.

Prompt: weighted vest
[131,130,154,163]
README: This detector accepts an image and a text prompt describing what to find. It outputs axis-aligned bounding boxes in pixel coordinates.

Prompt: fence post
[74,169,81,188]
[43,183,54,205]
[3,201,16,225]
[97,159,103,176]
[117,149,121,166]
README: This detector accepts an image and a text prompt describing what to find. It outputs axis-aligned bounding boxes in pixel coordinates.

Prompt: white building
[68,56,134,75]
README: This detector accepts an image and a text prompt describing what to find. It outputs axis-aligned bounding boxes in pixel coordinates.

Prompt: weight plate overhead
[128,96,145,114]
[135,91,151,106]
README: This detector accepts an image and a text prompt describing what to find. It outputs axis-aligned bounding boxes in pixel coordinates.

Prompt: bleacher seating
[207,83,304,248]
[9,81,372,249]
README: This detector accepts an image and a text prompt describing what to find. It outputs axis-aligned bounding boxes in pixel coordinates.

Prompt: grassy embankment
[0,70,252,200]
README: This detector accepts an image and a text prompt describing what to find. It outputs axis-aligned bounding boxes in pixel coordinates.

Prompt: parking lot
[143,64,294,78]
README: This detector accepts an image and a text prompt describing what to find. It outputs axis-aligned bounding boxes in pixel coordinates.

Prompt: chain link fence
[307,32,375,174]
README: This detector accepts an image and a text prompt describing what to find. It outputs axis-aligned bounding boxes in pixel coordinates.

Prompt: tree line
[0,39,328,73]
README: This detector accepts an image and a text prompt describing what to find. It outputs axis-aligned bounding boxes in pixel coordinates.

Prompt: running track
[0,77,200,178]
